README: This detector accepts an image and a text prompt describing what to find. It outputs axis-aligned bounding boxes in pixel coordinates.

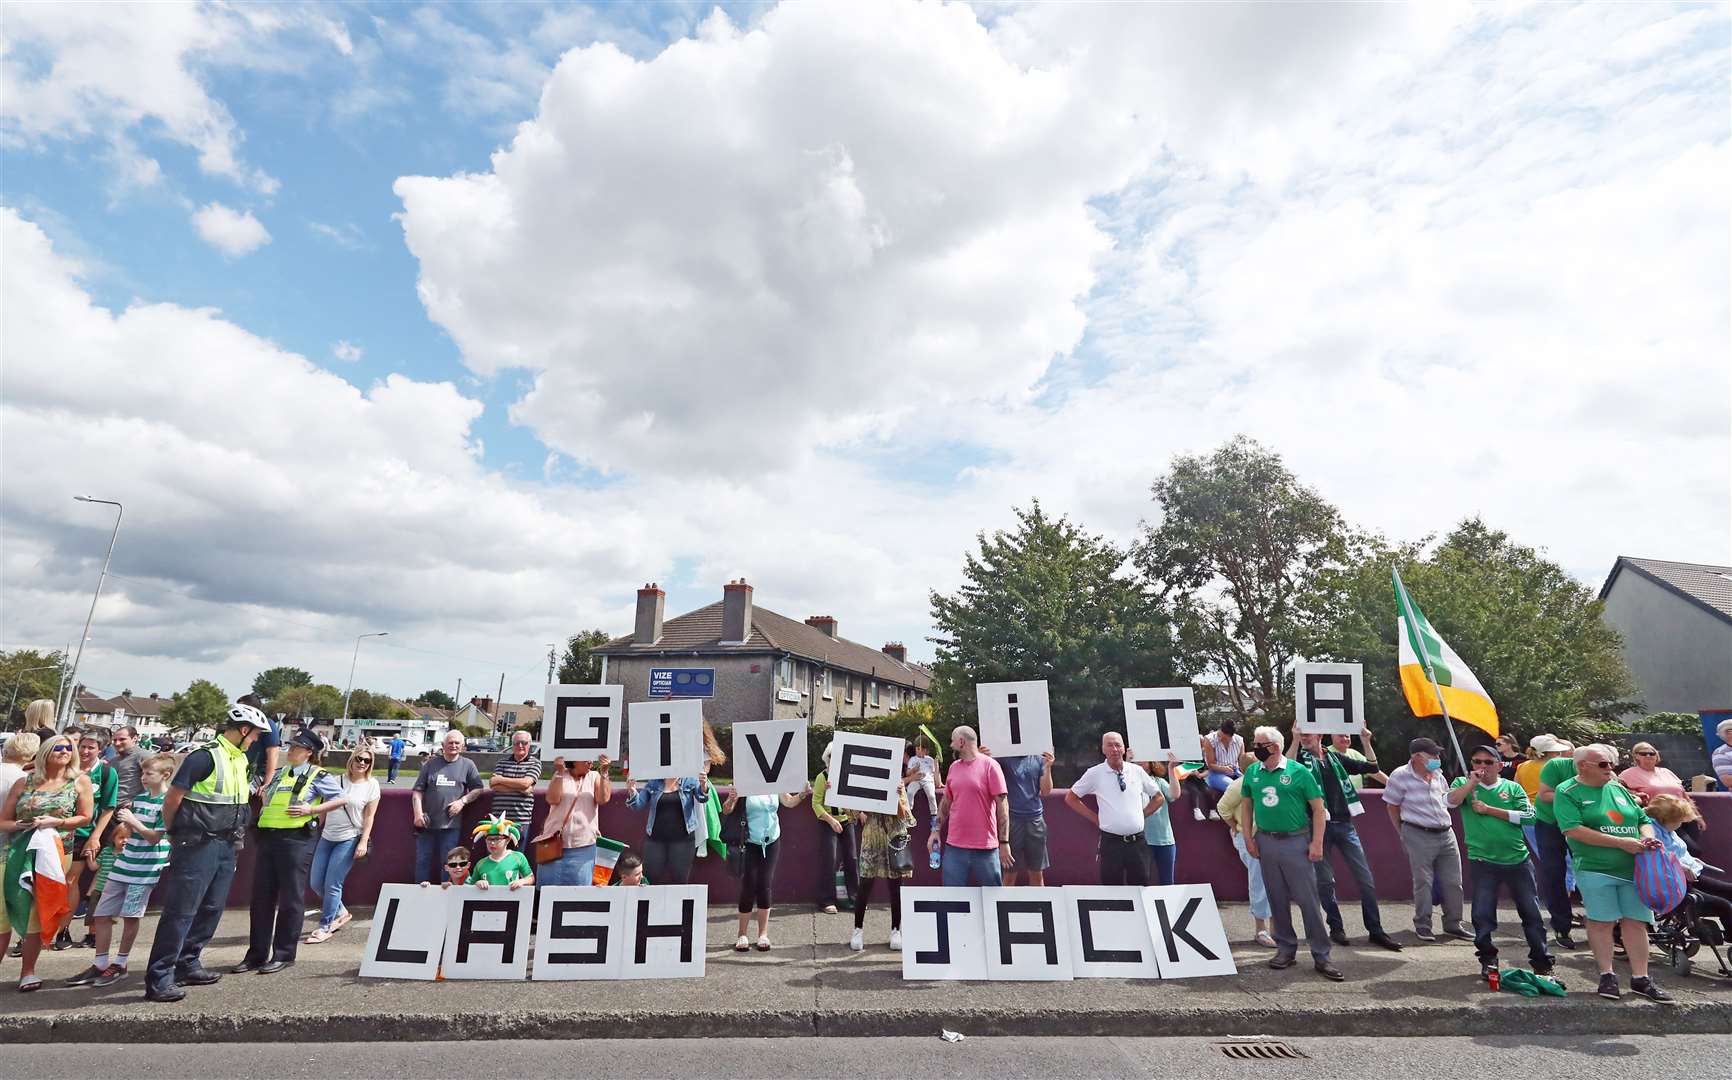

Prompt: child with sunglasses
[422,846,473,889]
[303,749,381,944]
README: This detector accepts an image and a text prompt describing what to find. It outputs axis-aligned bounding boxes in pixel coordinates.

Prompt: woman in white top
[303,749,381,943]
[1186,720,1244,821]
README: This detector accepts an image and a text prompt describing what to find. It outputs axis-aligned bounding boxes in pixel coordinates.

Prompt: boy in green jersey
[1447,746,1553,979]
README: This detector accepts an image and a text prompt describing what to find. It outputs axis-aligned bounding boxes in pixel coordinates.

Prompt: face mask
[1425,758,1442,772]
[1252,744,1274,762]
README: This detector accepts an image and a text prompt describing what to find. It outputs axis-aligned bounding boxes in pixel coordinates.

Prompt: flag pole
[1394,568,1469,775]
[1422,661,1470,776]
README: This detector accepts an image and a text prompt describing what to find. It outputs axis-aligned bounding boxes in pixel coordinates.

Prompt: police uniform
[237,729,340,972]
[144,718,259,1001]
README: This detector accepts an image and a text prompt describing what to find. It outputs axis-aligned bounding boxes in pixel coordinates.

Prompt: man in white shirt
[1064,731,1163,885]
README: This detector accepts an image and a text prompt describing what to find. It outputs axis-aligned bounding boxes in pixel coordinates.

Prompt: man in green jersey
[1240,725,1340,981]
[1447,745,1553,979]
[1554,744,1670,1002]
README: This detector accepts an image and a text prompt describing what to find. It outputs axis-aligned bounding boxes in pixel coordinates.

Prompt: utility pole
[546,643,557,685]
[493,672,506,735]
[60,496,123,729]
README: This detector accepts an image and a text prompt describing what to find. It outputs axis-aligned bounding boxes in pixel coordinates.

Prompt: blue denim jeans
[538,844,597,887]
[1149,843,1177,886]
[1470,858,1552,967]
[145,834,237,996]
[940,845,1003,887]
[1532,820,1575,934]
[1232,830,1270,919]
[309,835,360,930]
[415,826,460,885]
[1314,819,1386,936]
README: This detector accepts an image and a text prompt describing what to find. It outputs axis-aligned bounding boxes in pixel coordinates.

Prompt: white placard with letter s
[974,680,1053,756]
[532,886,624,981]
[626,698,705,780]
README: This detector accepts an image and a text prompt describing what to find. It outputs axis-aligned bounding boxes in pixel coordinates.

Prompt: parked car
[171,741,201,756]
[464,736,500,753]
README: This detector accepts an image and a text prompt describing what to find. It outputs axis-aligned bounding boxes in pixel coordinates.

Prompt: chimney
[722,578,754,643]
[475,696,494,714]
[805,615,838,639]
[635,582,665,644]
[882,642,907,664]
[149,693,159,701]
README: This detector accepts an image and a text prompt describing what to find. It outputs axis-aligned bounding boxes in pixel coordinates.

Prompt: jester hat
[471,813,522,846]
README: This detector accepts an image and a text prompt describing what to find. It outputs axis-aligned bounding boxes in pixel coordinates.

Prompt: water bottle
[929,844,942,871]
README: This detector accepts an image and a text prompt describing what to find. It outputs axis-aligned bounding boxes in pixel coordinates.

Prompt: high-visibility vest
[174,734,251,838]
[257,765,324,831]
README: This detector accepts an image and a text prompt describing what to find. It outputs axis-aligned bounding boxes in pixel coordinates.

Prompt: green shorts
[1576,870,1653,925]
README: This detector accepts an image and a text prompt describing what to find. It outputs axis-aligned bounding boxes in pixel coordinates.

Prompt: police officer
[234,728,342,974]
[144,702,271,1002]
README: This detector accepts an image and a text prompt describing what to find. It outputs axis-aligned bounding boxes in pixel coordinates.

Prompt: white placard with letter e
[822,730,904,814]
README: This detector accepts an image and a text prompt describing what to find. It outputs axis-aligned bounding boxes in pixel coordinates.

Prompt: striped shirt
[1383,763,1454,829]
[490,753,542,826]
[108,791,171,886]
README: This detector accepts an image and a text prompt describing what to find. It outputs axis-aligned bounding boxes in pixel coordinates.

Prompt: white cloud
[308,220,367,250]
[332,340,363,363]
[191,202,271,257]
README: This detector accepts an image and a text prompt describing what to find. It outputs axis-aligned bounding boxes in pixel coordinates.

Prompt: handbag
[887,831,915,874]
[718,798,748,846]
[532,785,581,865]
[1633,847,1688,916]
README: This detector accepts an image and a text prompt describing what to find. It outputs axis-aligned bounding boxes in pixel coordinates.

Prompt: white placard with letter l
[541,684,623,761]
[360,884,448,980]
[1142,884,1237,979]
[731,718,809,796]
[532,886,624,981]
[822,730,904,814]
[1120,687,1202,761]
[975,680,1053,756]
[440,886,534,980]
[626,698,705,780]
[900,887,988,981]
[1061,885,1161,979]
[1294,662,1365,736]
[981,887,1075,982]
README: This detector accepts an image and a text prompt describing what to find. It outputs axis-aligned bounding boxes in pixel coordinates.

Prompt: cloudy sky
[2,1,1727,709]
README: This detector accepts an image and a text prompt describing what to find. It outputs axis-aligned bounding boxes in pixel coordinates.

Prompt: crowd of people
[2,696,1728,1003]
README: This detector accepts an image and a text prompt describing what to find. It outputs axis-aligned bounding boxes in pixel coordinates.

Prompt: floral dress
[857,786,916,881]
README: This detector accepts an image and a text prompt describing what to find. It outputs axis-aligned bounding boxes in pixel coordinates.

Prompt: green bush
[1628,711,1704,735]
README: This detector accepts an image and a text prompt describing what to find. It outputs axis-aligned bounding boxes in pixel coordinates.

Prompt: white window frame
[778,657,795,689]
[821,668,833,700]
[845,677,855,704]
[869,680,880,707]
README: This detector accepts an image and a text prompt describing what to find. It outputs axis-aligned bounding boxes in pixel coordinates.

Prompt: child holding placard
[421,846,471,889]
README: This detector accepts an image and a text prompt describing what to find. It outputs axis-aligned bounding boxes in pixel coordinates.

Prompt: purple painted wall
[224,785,1732,907]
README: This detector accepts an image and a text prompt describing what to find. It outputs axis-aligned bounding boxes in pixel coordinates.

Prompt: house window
[800,663,811,695]
[845,677,855,703]
[869,681,880,706]
[886,685,899,708]
[778,658,795,688]
[821,668,833,700]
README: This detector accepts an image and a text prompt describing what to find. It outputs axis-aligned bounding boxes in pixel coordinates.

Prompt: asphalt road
[5,1035,1721,1079]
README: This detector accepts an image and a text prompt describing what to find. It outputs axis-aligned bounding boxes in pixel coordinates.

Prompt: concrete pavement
[5,1035,1725,1078]
[2,904,1727,1043]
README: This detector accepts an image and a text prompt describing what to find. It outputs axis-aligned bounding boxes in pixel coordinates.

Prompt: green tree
[343,689,412,721]
[558,630,612,684]
[1,648,68,727]
[415,689,456,710]
[161,679,230,735]
[250,666,312,701]
[269,683,344,722]
[929,501,1179,752]
[1304,519,1638,760]
[1135,436,1352,726]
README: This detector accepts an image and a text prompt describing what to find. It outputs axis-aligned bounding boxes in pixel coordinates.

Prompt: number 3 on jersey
[1260,786,1280,807]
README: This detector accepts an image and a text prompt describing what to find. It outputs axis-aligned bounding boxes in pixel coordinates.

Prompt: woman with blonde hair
[1645,794,1731,933]
[303,745,382,944]
[21,699,56,735]
[0,733,94,990]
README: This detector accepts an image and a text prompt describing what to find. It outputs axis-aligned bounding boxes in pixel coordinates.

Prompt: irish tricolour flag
[1394,568,1500,737]
[592,836,628,885]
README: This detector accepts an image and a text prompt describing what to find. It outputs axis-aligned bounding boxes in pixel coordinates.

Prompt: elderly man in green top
[1447,745,1553,981]
[1553,743,1671,1002]
[1241,725,1340,981]
[1531,736,1579,948]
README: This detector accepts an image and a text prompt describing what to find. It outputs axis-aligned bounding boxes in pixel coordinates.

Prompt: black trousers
[1532,821,1574,935]
[814,819,859,907]
[643,835,695,885]
[1098,834,1151,886]
[738,840,779,913]
[244,828,316,965]
[855,877,904,929]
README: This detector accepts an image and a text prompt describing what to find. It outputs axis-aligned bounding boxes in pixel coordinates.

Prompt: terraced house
[593,580,929,727]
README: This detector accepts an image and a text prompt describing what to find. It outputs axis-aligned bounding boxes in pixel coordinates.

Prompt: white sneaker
[1192,808,1205,821]
[889,929,903,952]
[1208,810,1221,821]
[849,928,864,952]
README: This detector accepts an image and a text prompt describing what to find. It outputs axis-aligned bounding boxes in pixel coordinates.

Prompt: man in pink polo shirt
[926,726,1011,886]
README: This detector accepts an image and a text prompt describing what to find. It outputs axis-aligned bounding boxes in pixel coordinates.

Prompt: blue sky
[1,1,1726,706]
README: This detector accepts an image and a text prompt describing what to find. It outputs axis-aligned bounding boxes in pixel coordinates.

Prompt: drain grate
[1212,1040,1310,1061]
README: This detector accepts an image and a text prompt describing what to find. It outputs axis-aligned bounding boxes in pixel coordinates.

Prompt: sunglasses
[445,861,469,869]
[50,746,73,753]
[1589,761,1614,770]
[1635,751,1657,757]
[1115,771,1127,792]
[353,756,373,762]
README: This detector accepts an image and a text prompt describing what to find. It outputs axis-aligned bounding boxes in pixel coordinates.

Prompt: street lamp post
[6,664,60,726]
[59,496,123,731]
[341,632,390,722]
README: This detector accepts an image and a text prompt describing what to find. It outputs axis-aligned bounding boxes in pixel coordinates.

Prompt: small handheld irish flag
[1394,568,1499,737]
[592,836,628,885]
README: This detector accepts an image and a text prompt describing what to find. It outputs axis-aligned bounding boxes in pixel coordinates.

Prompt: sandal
[1255,931,1277,948]
[18,975,41,993]
[754,935,771,952]
[734,935,751,952]
[331,910,353,933]
[304,927,334,945]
